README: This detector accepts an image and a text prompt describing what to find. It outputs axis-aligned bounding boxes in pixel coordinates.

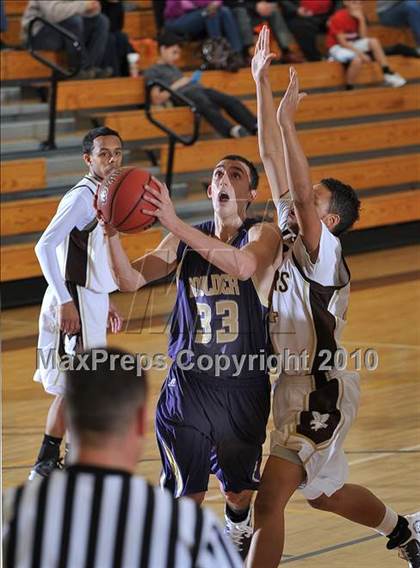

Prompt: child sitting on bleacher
[327,0,407,89]
[144,31,257,139]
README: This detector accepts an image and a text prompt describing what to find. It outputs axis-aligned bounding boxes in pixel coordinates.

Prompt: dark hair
[321,177,360,235]
[65,348,148,440]
[82,127,122,155]
[157,30,184,48]
[221,154,259,190]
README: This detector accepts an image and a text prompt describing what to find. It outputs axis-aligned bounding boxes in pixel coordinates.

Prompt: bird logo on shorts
[310,411,330,431]
[64,334,80,356]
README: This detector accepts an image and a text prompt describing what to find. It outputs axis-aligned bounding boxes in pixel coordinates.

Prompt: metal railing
[145,79,201,192]
[27,17,82,150]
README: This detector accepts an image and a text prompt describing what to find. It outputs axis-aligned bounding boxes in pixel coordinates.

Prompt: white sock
[374,506,399,536]
[230,125,242,138]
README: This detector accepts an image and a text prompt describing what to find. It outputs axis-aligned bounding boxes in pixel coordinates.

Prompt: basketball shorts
[33,284,109,396]
[270,371,360,500]
[156,363,271,497]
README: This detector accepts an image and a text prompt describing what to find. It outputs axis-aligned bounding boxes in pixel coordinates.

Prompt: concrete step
[0,86,22,104]
[1,100,48,118]
[0,131,83,156]
[1,117,75,141]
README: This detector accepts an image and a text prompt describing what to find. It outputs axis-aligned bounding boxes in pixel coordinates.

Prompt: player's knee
[254,487,286,519]
[308,492,340,512]
[368,37,379,48]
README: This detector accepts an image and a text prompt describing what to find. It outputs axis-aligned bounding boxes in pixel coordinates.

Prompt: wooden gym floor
[2,244,419,567]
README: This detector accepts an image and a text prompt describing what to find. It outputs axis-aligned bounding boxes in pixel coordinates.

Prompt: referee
[3,348,242,568]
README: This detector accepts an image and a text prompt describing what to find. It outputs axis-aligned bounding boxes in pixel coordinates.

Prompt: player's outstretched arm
[104,225,179,292]
[252,25,289,207]
[142,180,281,280]
[277,67,322,258]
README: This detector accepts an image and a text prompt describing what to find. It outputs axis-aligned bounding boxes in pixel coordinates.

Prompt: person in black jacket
[281,0,340,61]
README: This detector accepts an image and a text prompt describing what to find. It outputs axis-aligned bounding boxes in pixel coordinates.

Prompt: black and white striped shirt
[3,465,242,568]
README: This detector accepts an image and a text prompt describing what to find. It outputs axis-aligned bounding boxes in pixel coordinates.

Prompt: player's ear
[323,212,340,232]
[83,152,91,167]
[206,184,212,200]
[248,189,257,203]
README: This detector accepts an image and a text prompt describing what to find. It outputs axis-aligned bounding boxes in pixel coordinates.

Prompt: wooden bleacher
[354,190,420,230]
[0,228,164,282]
[52,56,419,113]
[254,154,420,204]
[1,158,46,193]
[102,83,420,142]
[2,154,418,238]
[162,117,420,174]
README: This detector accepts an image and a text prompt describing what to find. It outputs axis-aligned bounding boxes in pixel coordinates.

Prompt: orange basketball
[95,167,160,233]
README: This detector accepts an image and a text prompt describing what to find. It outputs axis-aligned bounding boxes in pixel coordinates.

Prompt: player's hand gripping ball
[95,167,161,233]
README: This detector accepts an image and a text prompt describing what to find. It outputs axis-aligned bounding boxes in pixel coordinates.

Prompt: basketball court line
[281,533,381,563]
[5,446,418,473]
[348,444,420,467]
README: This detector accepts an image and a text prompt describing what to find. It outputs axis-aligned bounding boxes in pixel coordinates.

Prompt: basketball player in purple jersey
[103,155,281,558]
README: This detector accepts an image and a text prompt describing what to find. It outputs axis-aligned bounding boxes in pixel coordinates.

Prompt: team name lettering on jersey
[188,274,240,298]
[275,271,290,293]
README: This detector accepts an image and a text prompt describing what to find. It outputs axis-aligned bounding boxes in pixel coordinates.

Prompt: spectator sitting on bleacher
[376,0,420,57]
[224,0,302,63]
[21,0,113,79]
[327,0,407,89]
[100,0,136,76]
[144,31,257,139]
[163,0,244,69]
[281,0,339,61]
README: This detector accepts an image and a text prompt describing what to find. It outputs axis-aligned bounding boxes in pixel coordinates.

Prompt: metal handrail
[28,16,82,78]
[145,79,201,191]
[27,17,83,150]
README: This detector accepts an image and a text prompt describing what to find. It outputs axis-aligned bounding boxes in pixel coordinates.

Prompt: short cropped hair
[82,127,122,155]
[221,154,259,190]
[65,348,148,440]
[321,177,361,235]
[157,30,184,48]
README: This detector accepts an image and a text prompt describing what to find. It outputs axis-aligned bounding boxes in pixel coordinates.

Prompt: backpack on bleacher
[201,37,233,71]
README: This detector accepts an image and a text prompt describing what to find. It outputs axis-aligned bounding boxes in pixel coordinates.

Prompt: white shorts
[329,38,371,63]
[33,285,109,396]
[270,371,360,500]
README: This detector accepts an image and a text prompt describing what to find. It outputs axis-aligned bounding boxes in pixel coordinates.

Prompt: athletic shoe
[383,72,407,88]
[224,506,253,560]
[398,513,420,568]
[28,458,63,481]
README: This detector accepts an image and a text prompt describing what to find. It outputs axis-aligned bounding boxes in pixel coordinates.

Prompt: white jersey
[270,197,351,376]
[35,175,116,304]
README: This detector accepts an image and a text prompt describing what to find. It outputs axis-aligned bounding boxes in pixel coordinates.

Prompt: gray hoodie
[21,0,91,43]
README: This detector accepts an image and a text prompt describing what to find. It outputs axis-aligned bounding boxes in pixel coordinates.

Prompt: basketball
[95,167,160,233]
